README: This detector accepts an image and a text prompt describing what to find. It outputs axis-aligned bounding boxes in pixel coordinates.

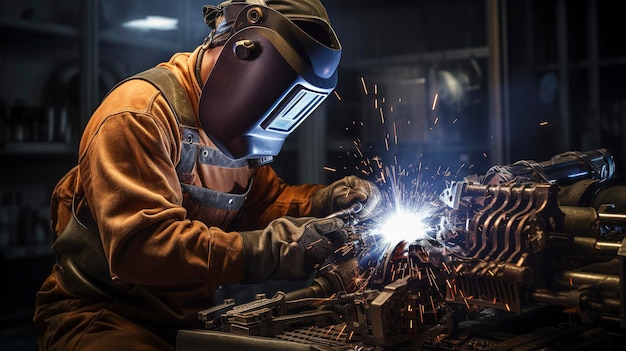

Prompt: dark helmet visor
[198,3,341,162]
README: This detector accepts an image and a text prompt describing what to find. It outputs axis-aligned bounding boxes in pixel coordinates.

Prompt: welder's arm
[310,176,382,219]
[234,166,325,231]
[238,216,346,283]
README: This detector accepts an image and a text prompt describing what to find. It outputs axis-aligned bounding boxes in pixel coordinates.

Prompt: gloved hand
[310,176,382,219]
[239,216,347,283]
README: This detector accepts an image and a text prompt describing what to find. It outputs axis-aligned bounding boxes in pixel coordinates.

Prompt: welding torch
[325,202,364,225]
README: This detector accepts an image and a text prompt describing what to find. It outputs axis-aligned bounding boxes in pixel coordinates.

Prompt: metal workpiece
[565,236,623,258]
[598,212,626,226]
[284,257,360,301]
[559,206,600,237]
[444,179,623,313]
[180,149,626,351]
[553,270,620,294]
[363,277,416,348]
[483,148,615,185]
[440,148,616,210]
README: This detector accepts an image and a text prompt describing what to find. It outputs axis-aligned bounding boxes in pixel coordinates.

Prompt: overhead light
[122,16,178,31]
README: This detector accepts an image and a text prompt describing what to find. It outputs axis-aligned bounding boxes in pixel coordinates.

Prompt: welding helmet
[199,0,342,166]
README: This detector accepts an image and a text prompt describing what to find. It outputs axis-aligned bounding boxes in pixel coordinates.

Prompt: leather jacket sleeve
[76,82,244,288]
[233,165,325,231]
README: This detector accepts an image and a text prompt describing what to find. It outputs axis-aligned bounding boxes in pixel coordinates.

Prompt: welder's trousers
[34,274,176,351]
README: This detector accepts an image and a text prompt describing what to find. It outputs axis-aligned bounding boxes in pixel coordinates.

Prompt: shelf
[100,31,185,52]
[0,142,76,155]
[0,16,78,38]
[0,16,182,52]
[532,56,626,72]
[1,244,53,260]
[353,46,489,69]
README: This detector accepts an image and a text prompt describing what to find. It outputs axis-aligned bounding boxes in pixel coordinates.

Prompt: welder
[33,1,381,350]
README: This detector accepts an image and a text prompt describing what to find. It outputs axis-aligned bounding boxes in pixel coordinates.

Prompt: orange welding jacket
[40,46,324,327]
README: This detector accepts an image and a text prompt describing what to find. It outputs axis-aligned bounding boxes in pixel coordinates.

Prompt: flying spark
[326,75,481,315]
[432,93,439,110]
[333,90,342,100]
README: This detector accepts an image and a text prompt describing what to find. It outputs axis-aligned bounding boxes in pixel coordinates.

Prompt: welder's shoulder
[82,78,181,154]
[96,78,176,125]
[87,78,181,142]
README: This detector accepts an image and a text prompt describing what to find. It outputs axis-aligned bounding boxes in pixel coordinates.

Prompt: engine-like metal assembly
[177,148,626,351]
[445,180,626,325]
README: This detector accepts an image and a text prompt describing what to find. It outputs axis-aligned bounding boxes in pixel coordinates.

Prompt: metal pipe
[569,237,622,257]
[501,0,511,164]
[586,0,601,146]
[531,290,621,318]
[530,290,571,307]
[598,213,626,226]
[555,0,571,150]
[505,149,614,185]
[80,0,99,130]
[486,0,505,165]
[594,241,623,254]
[554,271,620,293]
[561,207,599,238]
[603,298,622,316]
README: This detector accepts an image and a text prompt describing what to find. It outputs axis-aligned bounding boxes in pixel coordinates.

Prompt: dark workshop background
[1,0,624,349]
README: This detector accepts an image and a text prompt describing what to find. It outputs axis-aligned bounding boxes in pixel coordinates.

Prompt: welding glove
[239,216,347,283]
[311,176,382,219]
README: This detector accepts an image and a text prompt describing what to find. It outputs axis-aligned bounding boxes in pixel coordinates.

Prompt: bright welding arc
[376,206,435,245]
